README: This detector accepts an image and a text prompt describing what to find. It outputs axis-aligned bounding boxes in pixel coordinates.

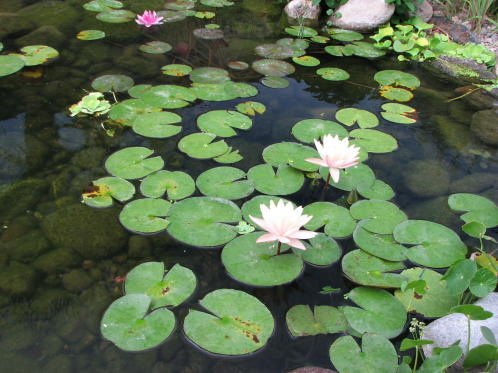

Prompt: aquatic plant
[69,92,112,117]
[135,10,164,27]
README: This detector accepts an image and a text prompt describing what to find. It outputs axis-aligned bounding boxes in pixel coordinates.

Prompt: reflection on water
[0,0,497,372]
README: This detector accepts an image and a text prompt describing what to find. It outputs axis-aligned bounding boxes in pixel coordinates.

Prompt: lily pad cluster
[0,45,59,77]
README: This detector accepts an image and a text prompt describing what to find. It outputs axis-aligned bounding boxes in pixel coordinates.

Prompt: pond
[0,0,497,372]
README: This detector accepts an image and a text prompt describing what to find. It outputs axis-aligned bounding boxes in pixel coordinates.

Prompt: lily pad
[101,294,175,352]
[109,99,160,124]
[286,305,347,337]
[241,195,295,228]
[311,35,330,43]
[119,198,171,234]
[223,82,258,98]
[0,55,25,77]
[292,119,348,143]
[335,108,379,129]
[196,167,254,200]
[193,11,216,19]
[140,170,195,200]
[255,44,294,59]
[327,28,363,42]
[380,103,417,124]
[96,9,135,23]
[161,64,192,77]
[11,45,59,66]
[183,289,274,355]
[197,110,252,138]
[92,74,134,92]
[139,41,172,54]
[247,164,304,195]
[294,233,342,267]
[329,334,398,373]
[164,0,195,10]
[469,268,497,298]
[132,111,182,138]
[292,55,320,67]
[448,193,498,228]
[252,59,295,77]
[316,67,349,81]
[276,38,308,57]
[105,147,164,179]
[228,61,249,70]
[84,0,123,12]
[350,41,386,58]
[342,286,406,339]
[82,176,135,208]
[319,163,375,192]
[350,129,398,154]
[191,83,236,101]
[178,132,229,159]
[285,26,318,37]
[166,197,241,247]
[350,199,407,234]
[221,232,304,286]
[325,45,355,57]
[193,28,224,39]
[260,76,290,88]
[353,222,407,262]
[379,86,414,102]
[142,85,196,109]
[263,142,319,172]
[394,267,459,317]
[356,179,395,200]
[157,10,187,22]
[201,0,233,7]
[77,29,106,40]
[214,147,243,164]
[393,220,467,268]
[128,84,152,98]
[342,249,406,288]
[374,70,420,89]
[125,262,196,308]
[303,202,356,239]
[189,67,230,84]
[236,101,266,116]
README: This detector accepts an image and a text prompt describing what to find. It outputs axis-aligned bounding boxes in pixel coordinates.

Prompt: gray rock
[0,214,37,242]
[450,172,498,194]
[33,247,81,274]
[2,230,51,262]
[410,0,433,22]
[0,178,48,223]
[471,110,498,146]
[330,0,395,32]
[424,56,497,85]
[403,160,450,198]
[42,354,73,373]
[41,203,128,259]
[18,1,80,33]
[0,14,34,39]
[0,351,39,373]
[30,288,73,319]
[0,325,37,351]
[62,269,94,293]
[284,0,321,20]
[39,334,64,357]
[15,25,65,48]
[463,89,496,110]
[422,292,498,371]
[433,115,472,152]
[0,262,38,297]
[448,101,473,125]
[57,127,87,151]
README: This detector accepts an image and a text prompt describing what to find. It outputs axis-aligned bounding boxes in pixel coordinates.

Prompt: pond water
[0,0,497,372]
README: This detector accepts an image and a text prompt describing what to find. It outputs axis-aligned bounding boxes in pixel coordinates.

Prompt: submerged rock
[471,109,498,145]
[0,14,34,39]
[30,288,73,319]
[403,159,450,198]
[433,115,472,152]
[448,101,473,124]
[285,0,321,20]
[406,196,459,228]
[0,178,48,223]
[15,25,65,48]
[62,269,94,293]
[450,172,498,194]
[18,1,80,34]
[0,262,38,298]
[330,0,395,32]
[2,229,51,262]
[424,56,497,84]
[42,354,73,373]
[463,89,496,111]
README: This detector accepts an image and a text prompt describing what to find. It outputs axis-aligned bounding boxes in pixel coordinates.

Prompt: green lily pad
[294,233,342,267]
[327,28,363,42]
[140,170,195,200]
[0,55,25,77]
[119,198,171,234]
[380,103,417,124]
[142,85,196,109]
[262,142,319,172]
[201,0,233,7]
[164,0,195,10]
[109,99,160,124]
[105,147,164,179]
[128,84,152,98]
[342,249,406,288]
[11,45,59,66]
[125,262,196,308]
[241,195,295,228]
[418,345,463,373]
[324,45,355,57]
[132,111,182,138]
[101,294,175,352]
[84,0,123,12]
[77,29,106,40]
[255,43,294,59]
[157,10,187,22]
[316,67,350,81]
[374,70,420,90]
[221,232,304,286]
[252,59,295,77]
[191,83,236,101]
[448,193,498,228]
[285,26,318,37]
[206,23,220,29]
[469,268,497,298]
[139,41,172,54]
[161,64,192,77]
[178,132,229,159]
[167,197,241,247]
[227,61,249,70]
[292,119,348,144]
[260,76,290,88]
[286,305,347,337]
[92,74,134,92]
[329,334,398,373]
[96,9,135,23]
[319,163,375,192]
[223,82,258,98]
[247,164,304,196]
[303,202,356,239]
[82,176,135,208]
[311,35,330,43]
[442,259,477,295]
[292,56,320,67]
[214,147,243,164]
[350,199,407,234]
[183,289,274,355]
[394,268,459,317]
[379,86,414,102]
[342,286,406,339]
[350,41,386,58]
[353,222,407,262]
[235,101,266,116]
[393,220,467,268]
[350,129,398,153]
[357,179,395,200]
[193,11,216,19]
[189,67,230,84]
[197,110,252,138]
[193,27,224,39]
[0,43,4,52]
[276,38,308,57]
[196,167,254,200]
[336,108,379,129]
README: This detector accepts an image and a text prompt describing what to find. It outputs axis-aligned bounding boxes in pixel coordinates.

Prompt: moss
[0,179,48,223]
[433,115,471,152]
[0,262,39,298]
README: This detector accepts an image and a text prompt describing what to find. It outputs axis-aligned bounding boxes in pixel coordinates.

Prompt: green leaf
[448,193,498,228]
[350,199,407,234]
[303,201,356,239]
[260,76,290,88]
[470,268,497,298]
[418,345,463,373]
[191,82,237,101]
[214,147,243,164]
[374,70,420,89]
[178,132,229,159]
[441,259,477,295]
[183,289,274,355]
[327,28,363,42]
[463,344,498,368]
[140,170,195,200]
[132,111,182,138]
[139,41,172,54]
[84,0,123,12]
[189,67,230,84]
[350,129,398,154]
[292,55,320,67]
[353,222,407,262]
[92,74,134,92]
[161,64,192,77]
[262,142,319,172]
[82,176,135,208]
[294,233,342,266]
[319,163,376,192]
[197,110,252,138]
[108,98,160,124]
[462,221,486,238]
[105,147,164,180]
[481,326,497,345]
[400,338,433,351]
[255,43,294,59]
[379,86,414,102]
[292,118,348,144]
[380,103,417,124]
[286,305,347,336]
[252,59,295,77]
[357,179,395,200]
[96,9,135,23]
[142,85,196,109]
[76,29,106,40]
[228,61,249,70]
[316,67,350,81]
[119,198,171,234]
[196,167,254,200]
[247,164,304,196]
[101,294,175,351]
[285,26,318,37]
[235,101,266,116]
[450,304,493,320]
[336,108,379,129]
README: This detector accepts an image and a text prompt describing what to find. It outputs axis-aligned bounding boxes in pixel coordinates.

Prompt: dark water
[0,1,497,372]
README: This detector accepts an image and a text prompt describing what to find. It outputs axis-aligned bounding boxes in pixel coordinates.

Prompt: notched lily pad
[292,55,320,67]
[260,76,290,88]
[255,44,294,59]
[196,167,254,200]
[11,45,59,66]
[0,55,25,77]
[319,163,375,192]
[142,85,196,109]
[292,119,348,144]
[448,193,498,228]
[286,305,347,337]
[96,9,135,23]
[132,111,182,138]
[350,199,407,234]
[303,202,356,239]
[295,233,342,267]
[119,198,171,234]
[263,142,319,172]
[140,170,195,200]
[379,86,414,102]
[353,222,407,262]
[252,59,295,77]
[247,164,304,196]
[190,67,229,84]
[381,103,417,124]
[335,108,379,129]
[139,41,172,54]
[197,110,252,138]
[82,176,135,208]
[285,26,318,37]
[178,132,229,159]
[161,64,192,77]
[193,28,224,39]
[374,70,420,90]
[350,129,398,154]
[105,147,164,179]
[77,29,106,40]
[92,74,134,92]
[316,67,349,81]
[236,101,266,116]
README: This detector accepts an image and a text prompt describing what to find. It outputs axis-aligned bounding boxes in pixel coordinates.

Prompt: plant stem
[447,87,480,102]
[413,346,419,373]
[466,316,471,355]
[320,173,331,200]
[277,241,282,256]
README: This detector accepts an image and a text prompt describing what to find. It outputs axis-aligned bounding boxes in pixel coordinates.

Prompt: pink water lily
[305,134,360,184]
[135,10,164,27]
[249,199,317,252]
